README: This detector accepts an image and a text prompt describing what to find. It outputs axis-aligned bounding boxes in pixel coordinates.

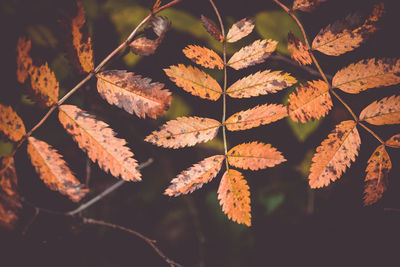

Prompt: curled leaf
[130,37,162,56]
[0,104,26,142]
[200,15,223,42]
[359,95,400,125]
[29,63,59,107]
[16,37,33,83]
[182,45,223,69]
[288,32,312,65]
[151,16,170,37]
[292,0,326,12]
[386,134,400,148]
[226,18,255,43]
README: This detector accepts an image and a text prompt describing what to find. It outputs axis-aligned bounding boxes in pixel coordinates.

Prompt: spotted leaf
[0,104,26,142]
[29,63,59,107]
[16,37,33,83]
[359,95,400,125]
[386,134,400,148]
[292,0,326,12]
[200,15,223,42]
[182,45,223,69]
[288,32,312,65]
[226,18,255,43]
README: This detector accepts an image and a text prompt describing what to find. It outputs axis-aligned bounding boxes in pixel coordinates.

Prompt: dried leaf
[226,103,287,131]
[312,4,384,56]
[332,58,400,93]
[363,145,391,205]
[309,120,361,188]
[151,16,170,38]
[165,155,225,196]
[145,116,221,148]
[58,105,141,181]
[292,0,326,12]
[288,80,332,122]
[386,134,400,148]
[164,64,222,101]
[227,142,286,170]
[29,63,59,107]
[226,18,255,43]
[182,45,223,69]
[97,70,172,119]
[0,104,26,142]
[130,37,161,56]
[227,39,278,70]
[359,95,400,125]
[16,37,33,83]
[200,15,223,42]
[218,169,251,226]
[27,137,88,202]
[288,32,312,65]
[226,69,297,98]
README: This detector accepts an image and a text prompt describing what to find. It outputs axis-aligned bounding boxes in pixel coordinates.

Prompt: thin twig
[21,206,39,235]
[85,157,91,187]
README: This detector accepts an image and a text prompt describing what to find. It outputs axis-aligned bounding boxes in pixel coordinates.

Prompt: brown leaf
[386,134,400,148]
[363,145,391,206]
[97,70,172,119]
[227,142,286,170]
[312,4,384,56]
[0,104,26,142]
[227,39,278,70]
[309,120,361,188]
[165,155,225,196]
[145,116,221,148]
[292,0,326,12]
[226,103,287,131]
[288,80,332,122]
[359,95,400,125]
[288,32,312,65]
[227,69,296,98]
[27,137,88,202]
[200,15,223,42]
[226,18,255,43]
[29,63,59,107]
[164,64,222,100]
[218,169,251,226]
[130,37,162,56]
[332,58,400,93]
[182,45,223,69]
[58,105,141,181]
[16,37,33,83]
[151,16,170,38]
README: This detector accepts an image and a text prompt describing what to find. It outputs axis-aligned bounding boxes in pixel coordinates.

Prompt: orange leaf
[218,169,251,226]
[0,104,26,142]
[309,120,361,188]
[292,0,326,12]
[16,37,33,83]
[227,142,286,170]
[182,45,223,69]
[58,105,141,181]
[96,70,172,119]
[288,80,332,122]
[200,15,223,42]
[130,37,162,56]
[226,69,297,98]
[363,145,391,206]
[29,63,59,107]
[288,32,312,65]
[332,58,400,93]
[359,95,400,125]
[227,39,278,70]
[164,64,222,100]
[226,18,254,43]
[145,116,221,148]
[165,155,225,196]
[225,103,287,131]
[386,134,400,148]
[312,4,384,56]
[27,137,88,202]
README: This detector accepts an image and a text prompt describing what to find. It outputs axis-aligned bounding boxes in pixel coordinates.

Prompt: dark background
[1,0,400,266]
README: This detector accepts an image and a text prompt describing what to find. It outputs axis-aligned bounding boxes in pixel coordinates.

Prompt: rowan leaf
[288,80,332,122]
[359,95,400,125]
[292,0,326,12]
[363,145,391,206]
[164,64,222,101]
[0,104,26,142]
[96,70,172,119]
[309,120,361,188]
[151,16,170,38]
[225,103,287,131]
[227,39,278,70]
[332,58,400,93]
[226,69,297,98]
[130,37,162,56]
[200,15,223,42]
[182,45,223,69]
[218,169,251,226]
[288,32,312,65]
[227,142,286,170]
[145,116,221,148]
[29,63,59,107]
[386,134,400,148]
[165,155,225,196]
[58,105,141,181]
[226,18,255,43]
[27,137,88,202]
[312,3,384,56]
[16,37,33,83]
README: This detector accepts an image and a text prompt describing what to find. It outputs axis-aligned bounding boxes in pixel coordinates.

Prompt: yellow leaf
[359,95,400,125]
[182,45,223,69]
[226,18,254,43]
[0,104,26,142]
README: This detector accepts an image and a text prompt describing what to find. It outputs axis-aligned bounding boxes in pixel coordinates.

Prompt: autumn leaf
[27,137,88,202]
[292,0,326,12]
[182,45,223,69]
[226,18,255,43]
[227,39,278,70]
[16,37,33,83]
[58,105,141,181]
[226,69,297,98]
[386,134,400,148]
[312,4,384,56]
[359,95,400,125]
[145,116,221,148]
[0,104,26,142]
[165,155,225,196]
[288,80,332,122]
[200,15,223,42]
[96,70,172,119]
[29,63,59,107]
[332,58,400,93]
[225,103,287,131]
[288,32,312,65]
[309,120,361,188]
[227,142,286,170]
[218,169,251,226]
[164,64,222,101]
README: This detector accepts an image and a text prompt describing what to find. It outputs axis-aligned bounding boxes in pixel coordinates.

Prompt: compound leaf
[29,63,59,107]
[16,37,33,83]
[182,45,223,69]
[226,18,255,43]
[0,104,26,142]
[288,32,312,65]
[359,95,400,125]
